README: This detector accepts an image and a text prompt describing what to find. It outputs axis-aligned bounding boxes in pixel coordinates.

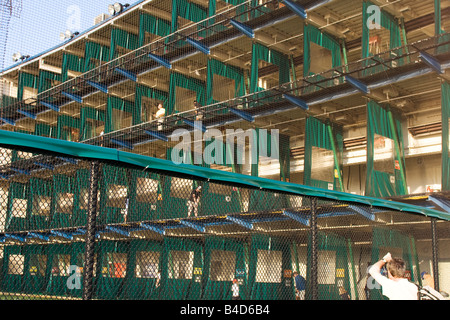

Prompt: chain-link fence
[0,132,449,302]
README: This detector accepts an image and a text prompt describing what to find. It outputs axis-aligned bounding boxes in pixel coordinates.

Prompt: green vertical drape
[168,72,206,115]
[28,178,52,231]
[127,170,162,222]
[23,245,48,295]
[110,28,139,60]
[84,41,111,72]
[38,70,62,94]
[80,107,106,141]
[17,72,38,101]
[206,58,245,106]
[105,96,136,133]
[442,81,450,191]
[135,84,169,124]
[35,123,56,138]
[365,100,407,197]
[5,182,29,232]
[57,115,80,142]
[138,13,171,47]
[250,42,290,93]
[61,53,85,82]
[0,245,24,293]
[171,0,208,33]
[50,174,76,229]
[304,117,344,192]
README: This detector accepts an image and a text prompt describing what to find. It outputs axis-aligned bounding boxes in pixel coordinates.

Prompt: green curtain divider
[122,239,163,300]
[202,236,247,300]
[57,115,81,142]
[280,134,290,182]
[365,100,407,198]
[84,41,111,72]
[5,182,29,232]
[35,123,57,138]
[442,81,450,191]
[247,234,294,300]
[73,168,90,227]
[370,227,415,300]
[135,84,169,124]
[127,170,162,222]
[17,72,38,101]
[80,107,106,141]
[306,231,352,300]
[105,96,136,133]
[168,72,206,116]
[22,244,49,295]
[45,243,70,296]
[98,164,130,225]
[28,178,52,231]
[110,28,139,60]
[206,58,245,107]
[171,0,208,34]
[38,70,62,94]
[250,42,290,94]
[138,12,171,47]
[50,174,77,229]
[1,245,25,293]
[160,237,204,300]
[95,240,129,300]
[304,116,344,191]
[362,1,403,74]
[61,53,85,82]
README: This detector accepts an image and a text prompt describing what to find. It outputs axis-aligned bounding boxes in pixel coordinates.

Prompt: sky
[2,0,129,70]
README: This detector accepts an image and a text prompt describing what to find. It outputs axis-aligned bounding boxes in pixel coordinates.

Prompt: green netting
[110,28,139,60]
[304,116,344,192]
[206,58,246,107]
[160,237,204,300]
[80,107,106,141]
[57,115,81,142]
[17,72,38,101]
[369,227,417,300]
[61,53,85,82]
[135,84,169,124]
[171,0,208,33]
[138,12,171,47]
[105,96,136,133]
[442,81,450,191]
[306,231,352,300]
[168,72,206,115]
[5,182,29,232]
[201,236,247,300]
[50,174,77,229]
[38,70,62,94]
[127,170,162,222]
[247,234,294,300]
[122,239,163,300]
[22,244,49,295]
[84,41,111,72]
[250,42,290,94]
[365,100,407,198]
[362,1,403,73]
[1,245,24,293]
[28,178,52,231]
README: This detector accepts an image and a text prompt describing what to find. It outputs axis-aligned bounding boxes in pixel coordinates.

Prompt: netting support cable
[82,160,100,300]
[431,217,440,291]
[310,197,318,300]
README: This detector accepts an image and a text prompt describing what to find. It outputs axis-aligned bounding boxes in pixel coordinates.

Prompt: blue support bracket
[186,37,210,55]
[62,91,83,103]
[10,167,30,175]
[86,80,108,94]
[226,215,253,230]
[5,233,27,242]
[419,51,443,74]
[144,129,169,142]
[428,196,450,213]
[229,19,254,38]
[183,119,207,133]
[148,53,172,69]
[74,228,86,236]
[229,107,254,122]
[282,0,307,19]
[282,93,309,110]
[110,138,134,150]
[0,117,16,126]
[105,226,130,237]
[17,109,37,120]
[140,222,166,235]
[114,67,138,82]
[40,101,60,112]
[348,205,376,221]
[283,210,310,226]
[50,230,73,240]
[0,173,8,180]
[28,232,50,242]
[34,162,55,171]
[179,220,206,233]
[57,157,78,164]
[345,75,369,94]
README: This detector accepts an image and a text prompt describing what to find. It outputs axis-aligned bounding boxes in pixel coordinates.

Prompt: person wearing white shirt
[369,252,418,300]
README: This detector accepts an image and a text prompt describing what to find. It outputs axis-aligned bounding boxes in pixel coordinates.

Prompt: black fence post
[82,161,100,300]
[310,197,318,300]
[431,217,439,291]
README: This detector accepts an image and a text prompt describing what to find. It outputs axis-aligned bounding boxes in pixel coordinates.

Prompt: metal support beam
[40,101,60,112]
[419,51,443,74]
[229,19,254,39]
[186,37,210,55]
[50,230,73,240]
[282,0,307,19]
[179,220,206,233]
[28,232,50,241]
[345,75,369,94]
[348,205,375,221]
[429,196,450,213]
[140,222,166,235]
[110,138,133,150]
[17,109,37,120]
[282,93,309,110]
[62,91,83,103]
[148,53,172,69]
[86,80,108,94]
[183,119,207,133]
[105,226,130,237]
[226,215,253,230]
[0,117,16,126]
[229,107,254,122]
[144,129,169,142]
[34,161,55,171]
[283,210,310,226]
[114,67,137,82]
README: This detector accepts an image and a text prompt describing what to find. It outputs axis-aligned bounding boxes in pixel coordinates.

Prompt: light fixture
[12,52,30,62]
[108,2,129,15]
[60,30,79,41]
